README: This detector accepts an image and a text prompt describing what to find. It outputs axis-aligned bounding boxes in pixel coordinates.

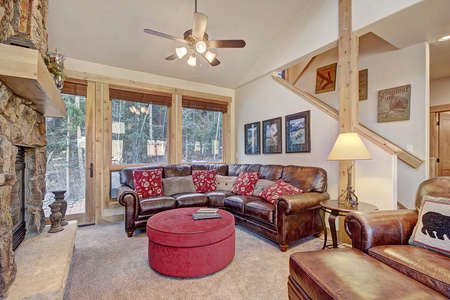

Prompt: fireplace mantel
[0,43,66,118]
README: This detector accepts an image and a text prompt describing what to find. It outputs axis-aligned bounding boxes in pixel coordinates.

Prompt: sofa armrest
[344,209,418,253]
[277,192,330,215]
[117,185,139,207]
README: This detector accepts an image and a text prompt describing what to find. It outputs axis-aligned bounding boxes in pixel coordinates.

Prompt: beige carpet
[64,222,324,300]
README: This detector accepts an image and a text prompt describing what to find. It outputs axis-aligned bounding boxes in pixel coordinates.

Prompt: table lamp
[327,132,372,206]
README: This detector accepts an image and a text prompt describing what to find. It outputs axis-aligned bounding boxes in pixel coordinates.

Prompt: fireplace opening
[11,146,26,250]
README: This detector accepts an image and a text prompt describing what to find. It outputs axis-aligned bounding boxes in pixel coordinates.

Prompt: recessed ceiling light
[438,35,450,42]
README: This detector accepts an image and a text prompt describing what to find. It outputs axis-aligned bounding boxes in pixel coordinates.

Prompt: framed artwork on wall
[262,117,282,154]
[315,63,337,94]
[359,69,368,100]
[377,84,411,122]
[244,122,261,155]
[285,110,310,153]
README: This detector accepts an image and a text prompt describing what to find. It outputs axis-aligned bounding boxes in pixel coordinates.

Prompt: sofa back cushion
[163,164,192,178]
[281,165,327,192]
[228,164,261,176]
[414,177,450,212]
[191,163,228,176]
[258,164,284,181]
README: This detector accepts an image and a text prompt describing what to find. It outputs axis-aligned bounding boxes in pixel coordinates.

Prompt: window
[110,89,170,165]
[182,97,227,163]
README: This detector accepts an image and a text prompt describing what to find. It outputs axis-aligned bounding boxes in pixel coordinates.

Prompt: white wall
[235,74,339,200]
[235,41,429,209]
[431,77,450,106]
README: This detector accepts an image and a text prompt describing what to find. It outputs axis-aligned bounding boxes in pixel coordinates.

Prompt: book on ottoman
[192,208,221,220]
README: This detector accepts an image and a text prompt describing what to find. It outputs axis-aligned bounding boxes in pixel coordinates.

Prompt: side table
[319,200,378,249]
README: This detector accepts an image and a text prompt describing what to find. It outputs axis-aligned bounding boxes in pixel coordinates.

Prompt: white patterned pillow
[162,176,196,195]
[409,195,450,257]
[216,175,237,191]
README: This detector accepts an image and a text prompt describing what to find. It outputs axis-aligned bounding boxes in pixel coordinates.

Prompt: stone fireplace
[0,0,53,297]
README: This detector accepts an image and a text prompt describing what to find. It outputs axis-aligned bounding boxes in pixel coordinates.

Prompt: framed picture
[377,84,411,122]
[359,69,368,100]
[244,122,260,155]
[285,111,310,153]
[262,117,282,154]
[315,63,337,94]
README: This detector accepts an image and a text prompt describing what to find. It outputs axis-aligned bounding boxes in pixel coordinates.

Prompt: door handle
[89,163,94,178]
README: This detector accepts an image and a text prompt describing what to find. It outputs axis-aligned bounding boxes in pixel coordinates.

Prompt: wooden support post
[338,0,360,244]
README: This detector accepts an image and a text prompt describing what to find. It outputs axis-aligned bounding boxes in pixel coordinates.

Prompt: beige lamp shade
[327,132,372,161]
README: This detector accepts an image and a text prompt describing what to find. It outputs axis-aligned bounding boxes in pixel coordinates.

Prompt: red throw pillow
[259,179,303,204]
[132,168,164,198]
[231,172,260,196]
[192,170,217,193]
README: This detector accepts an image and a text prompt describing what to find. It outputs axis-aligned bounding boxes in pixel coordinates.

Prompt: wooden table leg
[328,211,339,248]
[320,209,327,250]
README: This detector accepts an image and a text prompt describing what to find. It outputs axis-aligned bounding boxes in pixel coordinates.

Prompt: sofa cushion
[192,170,217,192]
[259,179,303,204]
[244,198,274,224]
[231,172,260,196]
[173,193,209,208]
[252,179,275,196]
[206,190,235,207]
[162,176,196,195]
[224,195,260,214]
[139,196,176,215]
[409,195,450,257]
[368,245,450,297]
[133,169,164,198]
[216,175,238,191]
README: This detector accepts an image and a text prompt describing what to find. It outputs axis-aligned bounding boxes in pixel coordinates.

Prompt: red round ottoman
[146,207,235,277]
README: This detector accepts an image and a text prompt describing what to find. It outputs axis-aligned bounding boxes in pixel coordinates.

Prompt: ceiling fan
[143,0,246,67]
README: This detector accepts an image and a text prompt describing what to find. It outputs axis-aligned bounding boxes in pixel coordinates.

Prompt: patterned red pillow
[192,170,217,192]
[259,179,303,204]
[132,168,164,198]
[231,172,260,196]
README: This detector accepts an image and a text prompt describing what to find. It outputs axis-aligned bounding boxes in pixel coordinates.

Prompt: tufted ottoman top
[146,207,235,247]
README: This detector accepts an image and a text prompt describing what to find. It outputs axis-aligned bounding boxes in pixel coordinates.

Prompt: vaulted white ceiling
[47,0,450,89]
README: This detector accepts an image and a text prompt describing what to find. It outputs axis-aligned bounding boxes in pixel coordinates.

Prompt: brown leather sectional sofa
[117,163,330,251]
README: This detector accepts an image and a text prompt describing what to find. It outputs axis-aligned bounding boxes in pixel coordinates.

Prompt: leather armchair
[345,176,450,252]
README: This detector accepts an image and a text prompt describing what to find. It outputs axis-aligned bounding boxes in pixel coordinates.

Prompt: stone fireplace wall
[0,0,49,297]
[0,81,47,298]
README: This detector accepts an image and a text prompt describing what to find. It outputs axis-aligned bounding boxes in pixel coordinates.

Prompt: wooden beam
[293,56,317,85]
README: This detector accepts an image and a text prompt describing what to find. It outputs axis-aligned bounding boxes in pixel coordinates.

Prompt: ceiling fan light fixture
[205,51,216,63]
[176,47,188,59]
[438,35,450,42]
[187,53,197,67]
[195,41,207,54]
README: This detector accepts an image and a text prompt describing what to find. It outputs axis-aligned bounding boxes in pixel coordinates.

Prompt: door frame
[430,104,450,177]
[63,81,95,225]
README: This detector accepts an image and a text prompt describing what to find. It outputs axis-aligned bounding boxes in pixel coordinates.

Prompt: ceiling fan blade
[200,53,220,67]
[192,12,208,40]
[210,57,220,66]
[208,40,246,48]
[144,29,188,44]
[165,53,178,60]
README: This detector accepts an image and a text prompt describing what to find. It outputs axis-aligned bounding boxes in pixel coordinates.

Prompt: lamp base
[337,163,359,207]
[338,188,358,207]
